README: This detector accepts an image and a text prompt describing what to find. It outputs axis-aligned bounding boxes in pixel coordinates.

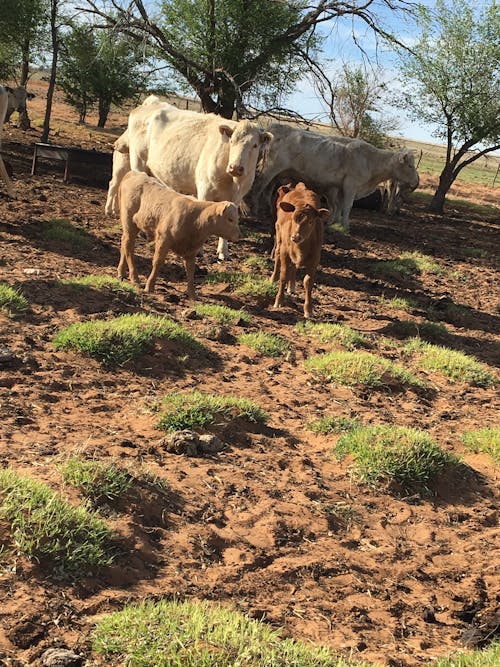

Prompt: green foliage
[53,314,203,367]
[305,351,424,388]
[59,24,148,126]
[0,468,113,574]
[194,303,251,325]
[334,425,458,491]
[307,416,361,435]
[42,218,92,248]
[297,321,367,350]
[397,0,500,209]
[156,391,268,432]
[0,282,29,314]
[159,0,320,114]
[92,598,366,666]
[0,0,48,81]
[243,255,273,273]
[462,428,500,464]
[61,274,138,294]
[238,331,290,357]
[404,339,495,387]
[59,458,133,505]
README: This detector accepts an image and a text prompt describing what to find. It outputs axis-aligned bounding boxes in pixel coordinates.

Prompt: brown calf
[117,171,240,299]
[271,182,329,318]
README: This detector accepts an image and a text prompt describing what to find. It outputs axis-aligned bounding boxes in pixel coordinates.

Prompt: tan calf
[117,171,240,299]
[271,182,329,319]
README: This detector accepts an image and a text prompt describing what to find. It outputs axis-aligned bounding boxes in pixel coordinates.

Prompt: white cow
[2,85,34,123]
[251,123,419,230]
[0,86,14,197]
[105,96,273,259]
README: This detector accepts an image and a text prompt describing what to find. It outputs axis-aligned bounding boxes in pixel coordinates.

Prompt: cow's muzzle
[227,164,244,177]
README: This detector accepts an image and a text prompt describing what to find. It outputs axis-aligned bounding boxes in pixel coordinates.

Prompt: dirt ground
[0,90,499,667]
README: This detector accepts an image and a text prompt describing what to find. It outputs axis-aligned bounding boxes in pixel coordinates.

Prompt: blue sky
[283,1,442,145]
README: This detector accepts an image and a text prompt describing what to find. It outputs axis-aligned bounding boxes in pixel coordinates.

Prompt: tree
[398,0,500,213]
[310,62,398,147]
[0,0,48,128]
[82,1,418,119]
[41,0,65,143]
[59,25,147,126]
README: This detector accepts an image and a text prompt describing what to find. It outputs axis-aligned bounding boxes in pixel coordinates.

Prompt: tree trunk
[41,1,59,144]
[429,164,455,214]
[97,98,110,128]
[18,38,31,130]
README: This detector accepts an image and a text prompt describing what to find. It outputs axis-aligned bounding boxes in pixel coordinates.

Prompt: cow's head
[220,120,273,182]
[279,187,329,244]
[216,201,241,241]
[396,150,419,191]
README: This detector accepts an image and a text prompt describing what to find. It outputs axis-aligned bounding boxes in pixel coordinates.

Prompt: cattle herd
[2,92,421,319]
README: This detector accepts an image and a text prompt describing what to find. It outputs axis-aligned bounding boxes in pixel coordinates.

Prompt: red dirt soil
[0,88,499,666]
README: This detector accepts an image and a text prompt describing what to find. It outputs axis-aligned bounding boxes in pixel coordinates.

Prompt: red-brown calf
[270,182,329,318]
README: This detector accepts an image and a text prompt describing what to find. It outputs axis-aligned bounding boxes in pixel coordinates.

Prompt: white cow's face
[397,151,419,191]
[220,121,272,181]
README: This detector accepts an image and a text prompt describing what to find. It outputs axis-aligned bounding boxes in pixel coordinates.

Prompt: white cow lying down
[106,96,272,259]
[250,123,419,230]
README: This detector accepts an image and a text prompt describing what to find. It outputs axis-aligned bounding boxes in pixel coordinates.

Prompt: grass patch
[462,247,488,259]
[238,331,290,357]
[53,314,203,367]
[61,274,138,294]
[42,218,92,248]
[297,321,367,350]
[194,303,251,325]
[305,351,424,389]
[0,282,29,314]
[462,428,500,464]
[375,251,444,279]
[404,339,495,387]
[430,642,500,667]
[59,458,133,505]
[205,272,277,299]
[92,598,362,667]
[307,415,361,435]
[334,425,458,491]
[379,295,418,312]
[388,320,448,342]
[243,255,273,272]
[156,390,268,432]
[0,469,113,574]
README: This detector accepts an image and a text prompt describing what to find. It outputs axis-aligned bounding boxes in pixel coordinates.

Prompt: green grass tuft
[53,314,203,366]
[238,331,290,357]
[305,351,424,388]
[0,469,114,574]
[375,251,444,279]
[0,282,29,314]
[61,274,138,294]
[404,339,495,387]
[243,255,273,272]
[462,247,488,259]
[204,272,277,299]
[379,295,418,312]
[157,390,268,432]
[93,598,366,666]
[430,642,500,667]
[42,218,92,248]
[297,321,367,350]
[59,458,133,505]
[334,425,458,491]
[307,416,361,435]
[388,320,448,342]
[462,428,500,465]
[194,303,251,325]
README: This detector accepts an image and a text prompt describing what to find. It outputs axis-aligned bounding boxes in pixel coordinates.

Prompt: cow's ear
[219,125,234,138]
[260,131,273,145]
[219,201,238,216]
[277,184,292,196]
[317,208,330,220]
[279,201,296,213]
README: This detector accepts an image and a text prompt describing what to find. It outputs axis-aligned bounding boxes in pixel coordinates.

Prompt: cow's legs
[339,183,356,231]
[145,237,169,293]
[274,253,291,309]
[303,270,315,319]
[118,225,140,285]
[183,255,197,300]
[105,150,130,216]
[0,156,14,197]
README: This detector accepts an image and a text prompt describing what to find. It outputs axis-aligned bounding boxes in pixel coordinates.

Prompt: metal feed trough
[31,142,112,184]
